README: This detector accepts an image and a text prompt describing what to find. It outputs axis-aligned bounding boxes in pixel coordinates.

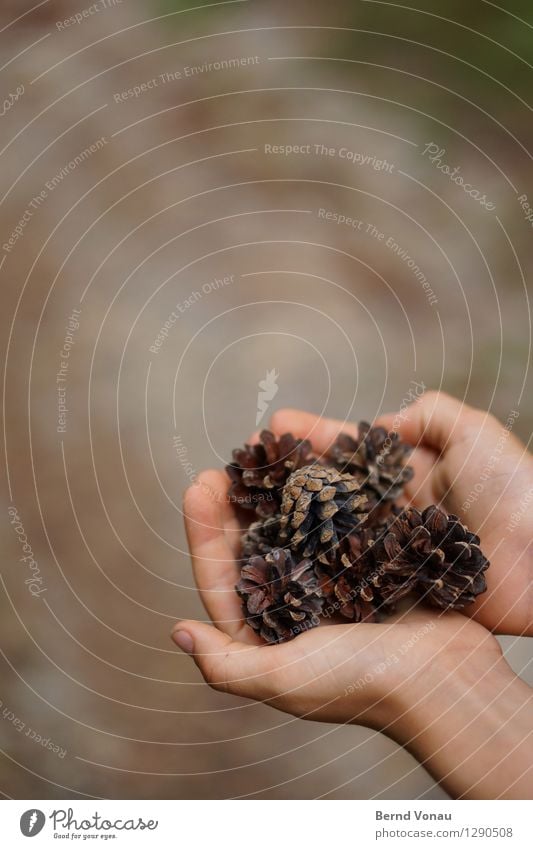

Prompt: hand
[172,396,533,797]
[246,392,533,636]
[375,391,533,637]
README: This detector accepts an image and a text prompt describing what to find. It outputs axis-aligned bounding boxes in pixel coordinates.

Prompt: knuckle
[461,406,496,438]
[421,389,450,410]
[419,388,439,404]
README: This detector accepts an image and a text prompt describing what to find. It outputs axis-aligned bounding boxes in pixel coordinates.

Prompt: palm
[182,397,532,717]
[175,397,532,796]
[183,463,501,721]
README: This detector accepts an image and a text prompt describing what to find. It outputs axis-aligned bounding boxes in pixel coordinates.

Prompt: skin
[172,391,533,799]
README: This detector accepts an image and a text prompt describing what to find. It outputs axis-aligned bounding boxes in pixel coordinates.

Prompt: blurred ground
[0,0,532,799]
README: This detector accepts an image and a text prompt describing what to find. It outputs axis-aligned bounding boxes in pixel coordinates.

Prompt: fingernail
[172,629,194,654]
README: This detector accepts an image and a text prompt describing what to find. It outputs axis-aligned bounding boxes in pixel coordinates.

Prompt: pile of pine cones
[226,424,489,643]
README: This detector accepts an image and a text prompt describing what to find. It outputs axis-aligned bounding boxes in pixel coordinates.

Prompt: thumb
[171,620,281,700]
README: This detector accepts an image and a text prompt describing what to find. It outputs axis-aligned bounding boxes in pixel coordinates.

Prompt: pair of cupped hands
[172,392,533,747]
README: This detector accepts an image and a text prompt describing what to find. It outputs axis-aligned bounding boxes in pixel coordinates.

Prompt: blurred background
[0,0,532,799]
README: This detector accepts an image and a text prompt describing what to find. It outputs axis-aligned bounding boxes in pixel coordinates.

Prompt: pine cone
[316,522,396,620]
[360,528,419,608]
[316,560,378,621]
[237,548,324,643]
[228,428,491,643]
[329,422,413,516]
[367,505,489,610]
[227,430,314,518]
[241,515,281,559]
[279,463,367,564]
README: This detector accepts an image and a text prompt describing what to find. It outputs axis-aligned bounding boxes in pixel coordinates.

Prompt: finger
[171,620,281,699]
[268,409,359,457]
[375,391,487,453]
[184,470,258,642]
[185,469,242,556]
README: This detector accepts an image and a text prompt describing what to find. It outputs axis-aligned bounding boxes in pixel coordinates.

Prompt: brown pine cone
[240,515,281,559]
[237,548,324,643]
[315,521,396,620]
[279,463,367,564]
[316,560,378,621]
[360,529,419,608]
[329,422,413,518]
[367,505,489,610]
[226,430,314,518]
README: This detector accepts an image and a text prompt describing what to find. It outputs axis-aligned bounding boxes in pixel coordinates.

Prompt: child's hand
[172,394,533,798]
[376,391,533,636]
